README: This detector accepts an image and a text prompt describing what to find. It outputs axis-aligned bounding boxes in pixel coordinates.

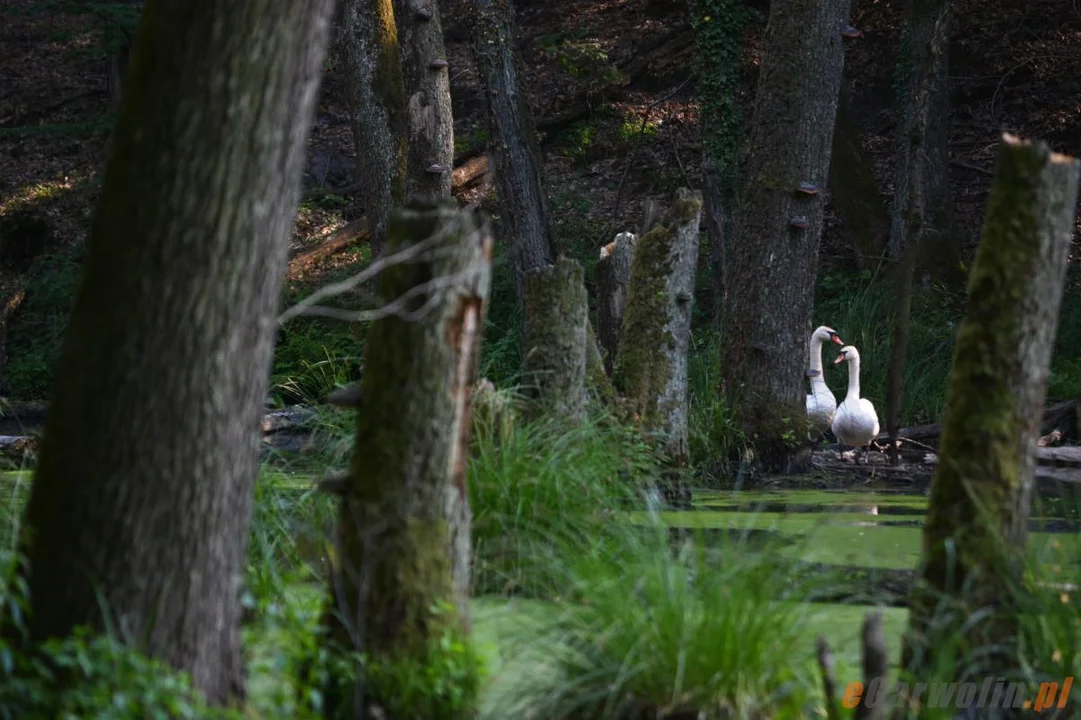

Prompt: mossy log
[322,202,491,717]
[900,135,1079,688]
[521,257,589,422]
[595,231,638,376]
[614,187,702,465]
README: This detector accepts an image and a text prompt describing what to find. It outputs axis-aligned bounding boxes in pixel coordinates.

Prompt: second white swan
[831,345,880,462]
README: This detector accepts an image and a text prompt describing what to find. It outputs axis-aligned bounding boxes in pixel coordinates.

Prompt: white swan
[806,325,843,436]
[831,345,881,462]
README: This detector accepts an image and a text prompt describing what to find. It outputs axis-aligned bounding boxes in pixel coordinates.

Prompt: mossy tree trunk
[342,0,408,258]
[521,257,589,422]
[392,0,454,202]
[898,136,1079,696]
[720,0,851,473]
[884,0,950,462]
[890,0,960,289]
[615,188,702,472]
[6,0,334,705]
[322,203,491,719]
[692,0,747,326]
[468,0,560,308]
[596,231,638,376]
[828,85,890,268]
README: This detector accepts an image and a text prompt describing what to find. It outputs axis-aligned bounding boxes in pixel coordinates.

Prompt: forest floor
[1,0,1080,402]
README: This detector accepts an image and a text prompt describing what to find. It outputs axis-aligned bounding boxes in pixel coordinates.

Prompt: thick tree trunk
[889,0,960,290]
[899,136,1079,692]
[342,0,408,258]
[828,85,890,267]
[323,203,490,719]
[393,0,454,202]
[614,188,702,466]
[884,238,918,465]
[521,257,589,422]
[8,0,334,705]
[720,0,851,473]
[468,0,560,308]
[702,153,728,328]
[585,317,615,407]
[595,231,638,376]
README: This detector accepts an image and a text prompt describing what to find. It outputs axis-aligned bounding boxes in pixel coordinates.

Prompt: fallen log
[876,397,1081,445]
[286,218,369,278]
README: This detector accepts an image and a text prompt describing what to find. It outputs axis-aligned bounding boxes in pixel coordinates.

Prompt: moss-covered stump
[614,187,702,468]
[900,135,1079,690]
[321,202,491,719]
[596,231,638,376]
[521,257,589,422]
[585,317,615,407]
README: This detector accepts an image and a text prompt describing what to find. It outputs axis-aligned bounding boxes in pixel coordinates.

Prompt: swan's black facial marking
[828,330,844,345]
[834,350,848,364]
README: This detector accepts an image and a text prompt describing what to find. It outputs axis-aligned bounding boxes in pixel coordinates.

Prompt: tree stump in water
[521,257,589,422]
[900,134,1080,689]
[614,188,702,505]
[596,231,637,376]
[322,202,491,718]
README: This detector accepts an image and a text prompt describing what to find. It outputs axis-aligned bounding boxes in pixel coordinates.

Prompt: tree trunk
[322,203,491,719]
[889,0,960,290]
[585,316,616,407]
[596,231,638,376]
[521,257,589,422]
[468,0,560,309]
[692,0,746,328]
[899,135,1079,692]
[614,188,702,466]
[393,0,454,202]
[7,0,334,705]
[342,0,408,258]
[884,238,917,465]
[828,85,889,267]
[720,0,851,473]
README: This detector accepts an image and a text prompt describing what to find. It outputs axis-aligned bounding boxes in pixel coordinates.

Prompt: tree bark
[7,0,334,705]
[884,238,918,465]
[322,203,491,718]
[342,0,408,258]
[720,0,851,473]
[468,0,560,308]
[393,0,455,202]
[521,257,589,422]
[595,231,638,377]
[899,135,1079,692]
[889,0,960,290]
[614,188,702,466]
[828,85,890,267]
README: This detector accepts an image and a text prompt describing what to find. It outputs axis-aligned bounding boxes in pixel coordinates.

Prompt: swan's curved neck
[845,356,862,401]
[809,336,825,372]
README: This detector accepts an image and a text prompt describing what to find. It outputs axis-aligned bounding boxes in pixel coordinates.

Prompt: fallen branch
[877,397,1081,445]
[286,218,369,278]
[303,148,489,201]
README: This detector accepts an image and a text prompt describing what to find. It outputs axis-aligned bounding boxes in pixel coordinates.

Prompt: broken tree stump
[596,231,638,376]
[614,187,703,471]
[320,201,491,717]
[521,256,589,422]
[902,134,1080,683]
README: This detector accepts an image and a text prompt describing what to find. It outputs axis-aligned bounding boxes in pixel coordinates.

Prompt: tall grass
[491,520,823,719]
[470,408,662,596]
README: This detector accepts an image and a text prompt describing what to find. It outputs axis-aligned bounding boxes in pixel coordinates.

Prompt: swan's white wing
[860,398,880,439]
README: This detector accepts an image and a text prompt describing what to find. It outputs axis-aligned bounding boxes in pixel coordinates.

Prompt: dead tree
[521,257,589,422]
[341,0,408,257]
[595,231,638,376]
[2,0,336,705]
[720,0,851,473]
[899,135,1079,689]
[393,0,454,201]
[321,203,491,718]
[614,188,702,467]
[468,0,560,307]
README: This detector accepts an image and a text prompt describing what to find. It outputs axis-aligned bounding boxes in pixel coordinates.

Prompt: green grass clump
[470,410,662,597]
[494,522,820,719]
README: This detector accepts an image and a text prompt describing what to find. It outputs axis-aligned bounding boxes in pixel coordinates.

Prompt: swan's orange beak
[831,334,844,345]
[833,353,846,364]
